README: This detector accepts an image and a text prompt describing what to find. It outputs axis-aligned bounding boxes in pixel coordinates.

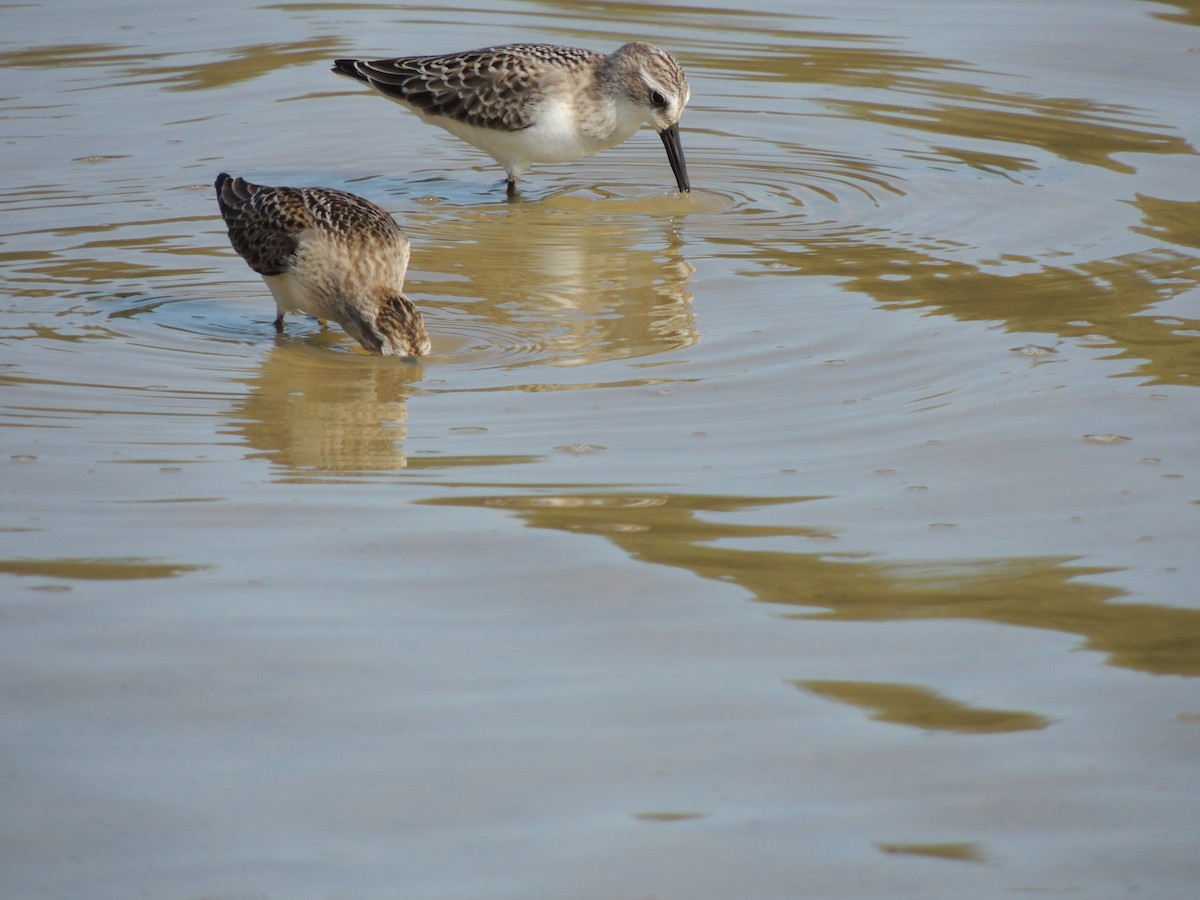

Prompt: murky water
[3,1,1199,897]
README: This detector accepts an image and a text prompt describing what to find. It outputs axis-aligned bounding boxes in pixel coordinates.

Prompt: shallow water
[2,1,1199,897]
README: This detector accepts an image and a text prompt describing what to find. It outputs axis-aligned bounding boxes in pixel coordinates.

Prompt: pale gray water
[2,1,1199,897]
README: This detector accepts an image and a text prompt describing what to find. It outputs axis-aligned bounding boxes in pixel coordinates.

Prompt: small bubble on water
[555,443,606,456]
[450,426,487,434]
[10,454,37,463]
[1082,433,1131,444]
[1014,344,1055,357]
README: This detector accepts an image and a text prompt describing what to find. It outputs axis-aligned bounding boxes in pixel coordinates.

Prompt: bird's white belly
[264,272,316,316]
[394,94,644,177]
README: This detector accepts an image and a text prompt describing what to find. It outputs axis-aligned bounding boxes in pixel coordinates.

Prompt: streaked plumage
[214,173,431,357]
[332,42,691,194]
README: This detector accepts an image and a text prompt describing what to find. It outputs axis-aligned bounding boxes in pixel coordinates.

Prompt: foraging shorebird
[331,42,691,195]
[214,173,431,356]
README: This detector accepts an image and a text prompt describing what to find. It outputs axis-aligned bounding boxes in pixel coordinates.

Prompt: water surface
[2,1,1199,897]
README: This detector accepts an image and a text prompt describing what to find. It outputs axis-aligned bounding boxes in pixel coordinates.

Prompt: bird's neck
[576,80,644,146]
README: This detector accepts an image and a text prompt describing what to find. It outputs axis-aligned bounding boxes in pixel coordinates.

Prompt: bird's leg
[273,313,284,333]
[505,176,518,199]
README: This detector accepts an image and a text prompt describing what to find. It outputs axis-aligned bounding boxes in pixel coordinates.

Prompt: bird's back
[332,44,604,132]
[214,173,406,276]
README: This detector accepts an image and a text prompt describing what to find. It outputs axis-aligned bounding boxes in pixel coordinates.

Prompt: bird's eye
[650,90,667,107]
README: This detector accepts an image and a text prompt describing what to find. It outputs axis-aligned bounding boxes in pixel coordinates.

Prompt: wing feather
[334,44,603,132]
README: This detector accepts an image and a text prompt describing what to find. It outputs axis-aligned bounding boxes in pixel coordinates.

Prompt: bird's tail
[213,172,263,217]
[331,59,370,83]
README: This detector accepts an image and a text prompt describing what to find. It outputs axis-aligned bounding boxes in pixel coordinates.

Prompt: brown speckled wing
[215,173,305,276]
[334,44,602,132]
[214,173,402,276]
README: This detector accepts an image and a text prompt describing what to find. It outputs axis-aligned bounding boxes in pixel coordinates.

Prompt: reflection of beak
[659,122,690,193]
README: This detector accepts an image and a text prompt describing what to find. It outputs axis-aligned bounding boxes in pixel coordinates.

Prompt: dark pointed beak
[659,122,690,193]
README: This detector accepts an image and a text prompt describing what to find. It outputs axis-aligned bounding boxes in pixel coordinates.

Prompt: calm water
[3,1,1199,897]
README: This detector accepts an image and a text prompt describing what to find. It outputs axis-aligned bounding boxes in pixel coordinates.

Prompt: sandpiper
[331,42,691,196]
[214,173,431,356]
